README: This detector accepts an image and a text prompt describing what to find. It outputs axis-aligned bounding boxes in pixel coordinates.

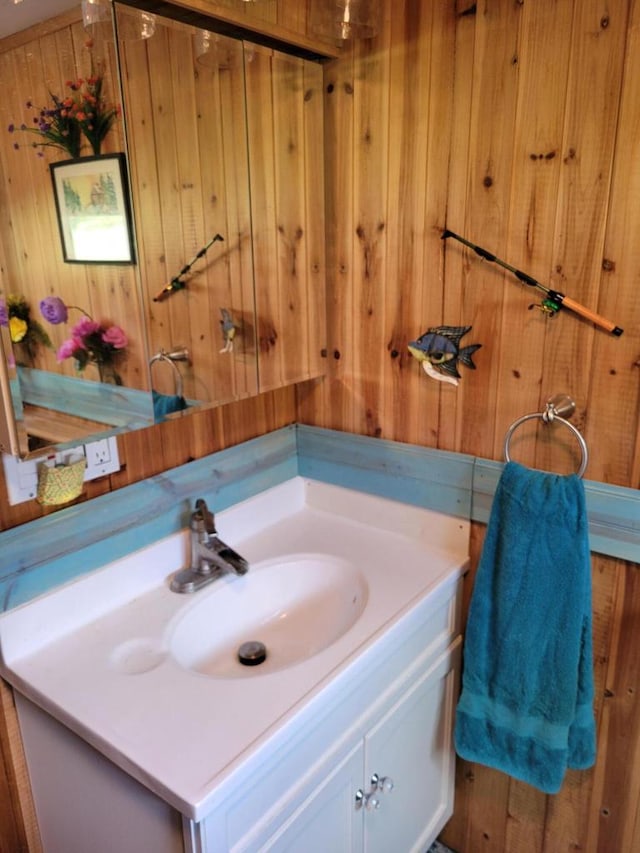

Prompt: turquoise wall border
[0,424,638,612]
[0,428,297,611]
[17,367,154,429]
[296,426,474,519]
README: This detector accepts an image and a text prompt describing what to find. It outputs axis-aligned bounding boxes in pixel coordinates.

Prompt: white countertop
[0,477,469,821]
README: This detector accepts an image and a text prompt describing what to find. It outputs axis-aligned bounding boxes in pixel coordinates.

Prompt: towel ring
[149,348,189,398]
[503,395,589,478]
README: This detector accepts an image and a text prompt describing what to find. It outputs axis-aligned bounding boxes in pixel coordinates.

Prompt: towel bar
[503,394,588,477]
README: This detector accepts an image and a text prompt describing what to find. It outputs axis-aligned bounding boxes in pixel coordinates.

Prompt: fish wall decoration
[408,325,481,387]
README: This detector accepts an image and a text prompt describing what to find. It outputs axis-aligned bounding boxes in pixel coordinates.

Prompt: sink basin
[169,553,368,678]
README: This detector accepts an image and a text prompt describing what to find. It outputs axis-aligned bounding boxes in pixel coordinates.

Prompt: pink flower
[101,325,128,349]
[57,338,83,361]
[71,317,101,338]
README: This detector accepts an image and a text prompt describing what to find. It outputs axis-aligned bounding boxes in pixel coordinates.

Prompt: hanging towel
[153,390,188,423]
[455,461,595,794]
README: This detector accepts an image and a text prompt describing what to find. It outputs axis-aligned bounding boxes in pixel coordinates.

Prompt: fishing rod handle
[550,292,623,336]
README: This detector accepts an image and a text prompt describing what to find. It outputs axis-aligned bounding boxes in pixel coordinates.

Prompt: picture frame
[50,153,136,264]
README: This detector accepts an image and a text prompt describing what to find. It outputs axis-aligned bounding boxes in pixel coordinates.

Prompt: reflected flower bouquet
[40,295,128,384]
[7,39,120,159]
[7,93,82,158]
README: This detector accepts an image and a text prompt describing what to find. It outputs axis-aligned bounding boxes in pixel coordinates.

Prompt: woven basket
[37,458,87,506]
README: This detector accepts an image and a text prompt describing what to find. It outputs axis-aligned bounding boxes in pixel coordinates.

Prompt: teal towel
[153,390,188,423]
[455,461,596,794]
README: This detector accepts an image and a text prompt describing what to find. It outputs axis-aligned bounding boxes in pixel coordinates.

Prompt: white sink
[0,476,469,820]
[169,554,368,677]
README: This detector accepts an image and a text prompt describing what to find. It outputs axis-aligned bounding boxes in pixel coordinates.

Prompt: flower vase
[96,361,122,385]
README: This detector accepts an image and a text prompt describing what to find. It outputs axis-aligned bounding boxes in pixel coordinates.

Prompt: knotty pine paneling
[295,0,640,851]
[0,15,148,391]
[300,0,640,487]
[2,0,640,851]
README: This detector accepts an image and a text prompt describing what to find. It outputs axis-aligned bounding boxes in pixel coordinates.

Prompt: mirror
[0,0,326,461]
[116,1,327,407]
[0,2,153,457]
[115,6,258,408]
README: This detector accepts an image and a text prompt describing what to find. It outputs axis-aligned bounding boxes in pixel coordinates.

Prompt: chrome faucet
[170,498,249,593]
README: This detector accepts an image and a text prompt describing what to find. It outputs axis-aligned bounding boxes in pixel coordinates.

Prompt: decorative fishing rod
[153,233,224,302]
[442,229,623,336]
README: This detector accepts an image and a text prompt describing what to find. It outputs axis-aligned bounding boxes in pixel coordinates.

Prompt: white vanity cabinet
[13,580,460,853]
[188,582,461,853]
[251,646,460,853]
[1,477,469,853]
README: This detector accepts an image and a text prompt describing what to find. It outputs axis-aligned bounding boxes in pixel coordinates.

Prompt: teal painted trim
[472,459,640,562]
[294,427,640,562]
[0,426,298,611]
[295,425,475,519]
[9,377,23,413]
[1,423,638,612]
[17,367,154,429]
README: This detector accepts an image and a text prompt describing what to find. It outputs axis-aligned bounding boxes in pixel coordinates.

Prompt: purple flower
[0,299,7,327]
[7,123,14,133]
[40,296,68,325]
[101,325,128,350]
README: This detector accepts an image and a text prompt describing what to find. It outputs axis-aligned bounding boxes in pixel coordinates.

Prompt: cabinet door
[363,649,459,853]
[257,742,364,853]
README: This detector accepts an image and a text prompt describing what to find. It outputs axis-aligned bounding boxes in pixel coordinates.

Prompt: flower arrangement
[7,94,83,159]
[70,56,121,156]
[0,294,52,365]
[7,39,120,159]
[40,295,128,384]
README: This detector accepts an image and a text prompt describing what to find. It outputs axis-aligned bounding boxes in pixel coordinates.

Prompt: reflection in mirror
[243,43,326,393]
[116,7,259,408]
[0,3,154,458]
[0,0,327,461]
[117,1,326,411]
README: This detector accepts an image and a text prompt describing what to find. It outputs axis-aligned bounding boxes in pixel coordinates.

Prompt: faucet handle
[193,498,216,535]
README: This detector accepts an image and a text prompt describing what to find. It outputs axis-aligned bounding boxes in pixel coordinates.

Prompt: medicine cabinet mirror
[0,0,326,460]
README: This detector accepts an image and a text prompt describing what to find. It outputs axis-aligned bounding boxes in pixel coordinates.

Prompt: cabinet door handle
[364,794,381,812]
[370,772,395,794]
[379,775,395,793]
[356,786,381,811]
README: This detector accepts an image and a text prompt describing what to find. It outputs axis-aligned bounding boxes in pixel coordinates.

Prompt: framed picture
[50,153,136,264]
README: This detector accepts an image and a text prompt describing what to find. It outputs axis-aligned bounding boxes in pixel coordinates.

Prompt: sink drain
[237,640,267,666]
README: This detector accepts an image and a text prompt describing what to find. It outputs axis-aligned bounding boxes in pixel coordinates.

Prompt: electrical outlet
[85,438,111,467]
[84,437,120,479]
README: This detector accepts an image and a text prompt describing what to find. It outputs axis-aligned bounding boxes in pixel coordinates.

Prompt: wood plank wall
[1,1,640,851]
[296,1,640,851]
[118,14,259,404]
[0,11,148,391]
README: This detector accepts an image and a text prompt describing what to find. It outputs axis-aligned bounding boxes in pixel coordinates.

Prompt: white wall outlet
[83,437,120,480]
[2,436,121,505]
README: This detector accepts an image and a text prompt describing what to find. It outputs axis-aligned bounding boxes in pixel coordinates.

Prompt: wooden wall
[296,1,640,851]
[1,0,640,851]
[0,10,148,390]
